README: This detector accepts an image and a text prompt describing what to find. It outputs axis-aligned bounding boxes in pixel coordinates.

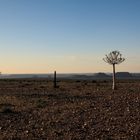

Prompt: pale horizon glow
[0,0,140,74]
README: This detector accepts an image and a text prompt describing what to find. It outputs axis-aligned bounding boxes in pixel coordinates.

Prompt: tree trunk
[112,64,116,90]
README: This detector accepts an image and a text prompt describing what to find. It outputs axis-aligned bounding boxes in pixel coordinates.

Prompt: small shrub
[76,80,81,83]
[96,82,100,86]
[84,82,88,85]
[2,107,13,113]
[0,104,14,114]
[92,80,97,83]
[36,99,47,108]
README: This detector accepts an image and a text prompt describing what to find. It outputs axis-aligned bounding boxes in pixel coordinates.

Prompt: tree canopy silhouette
[103,51,125,90]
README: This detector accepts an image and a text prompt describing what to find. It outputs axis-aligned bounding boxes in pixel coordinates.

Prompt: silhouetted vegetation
[103,51,125,90]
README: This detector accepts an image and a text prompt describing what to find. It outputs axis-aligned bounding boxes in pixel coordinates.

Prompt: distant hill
[116,72,132,78]
[0,72,140,79]
[71,74,90,79]
[93,73,111,79]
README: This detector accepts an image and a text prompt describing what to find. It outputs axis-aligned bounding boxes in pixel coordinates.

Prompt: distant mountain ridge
[116,72,132,77]
[0,72,140,79]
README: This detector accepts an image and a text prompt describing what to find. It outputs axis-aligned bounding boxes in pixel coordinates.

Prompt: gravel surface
[0,79,140,139]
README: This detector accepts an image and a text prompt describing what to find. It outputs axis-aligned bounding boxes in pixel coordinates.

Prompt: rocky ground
[0,79,140,140]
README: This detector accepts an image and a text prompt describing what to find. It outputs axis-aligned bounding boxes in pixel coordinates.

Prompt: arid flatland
[0,79,140,139]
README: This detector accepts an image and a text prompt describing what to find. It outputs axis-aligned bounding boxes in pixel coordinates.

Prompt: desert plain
[0,79,140,139]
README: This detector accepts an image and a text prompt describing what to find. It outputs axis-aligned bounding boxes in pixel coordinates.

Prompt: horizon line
[0,71,140,75]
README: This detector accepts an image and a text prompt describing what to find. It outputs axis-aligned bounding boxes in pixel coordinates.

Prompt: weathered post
[54,71,57,88]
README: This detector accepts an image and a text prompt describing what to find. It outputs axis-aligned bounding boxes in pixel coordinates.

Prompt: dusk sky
[0,0,140,74]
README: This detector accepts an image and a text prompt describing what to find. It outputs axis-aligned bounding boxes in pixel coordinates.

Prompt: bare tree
[103,51,125,90]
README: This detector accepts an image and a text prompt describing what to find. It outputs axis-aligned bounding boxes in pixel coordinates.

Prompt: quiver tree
[103,51,125,90]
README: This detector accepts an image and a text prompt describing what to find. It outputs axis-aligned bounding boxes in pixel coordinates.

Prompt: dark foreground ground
[0,79,140,140]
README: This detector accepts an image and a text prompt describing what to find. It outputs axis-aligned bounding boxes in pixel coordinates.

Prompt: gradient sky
[0,0,140,74]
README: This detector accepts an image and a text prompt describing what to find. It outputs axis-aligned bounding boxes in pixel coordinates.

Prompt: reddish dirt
[0,79,140,139]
